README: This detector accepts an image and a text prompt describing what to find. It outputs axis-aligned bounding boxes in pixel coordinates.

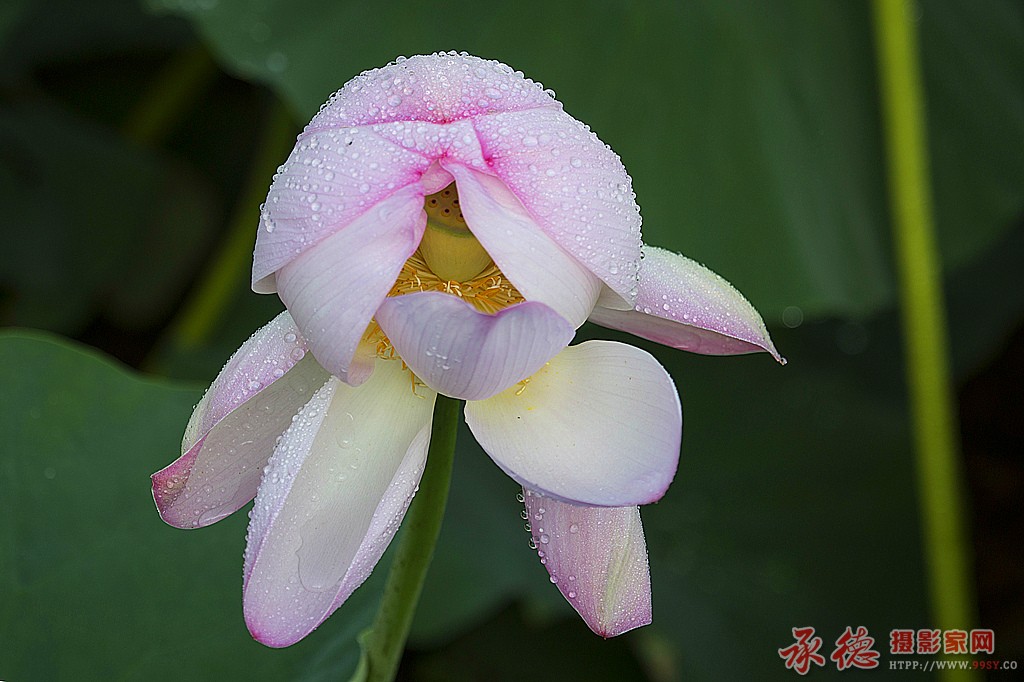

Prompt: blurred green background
[1,0,1021,679]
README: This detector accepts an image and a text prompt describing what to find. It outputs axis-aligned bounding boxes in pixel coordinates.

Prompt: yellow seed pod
[419,184,493,282]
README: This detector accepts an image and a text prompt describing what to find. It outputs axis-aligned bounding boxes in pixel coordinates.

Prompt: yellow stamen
[360,183,526,379]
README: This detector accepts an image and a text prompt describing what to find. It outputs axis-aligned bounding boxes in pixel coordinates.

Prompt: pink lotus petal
[276,184,427,385]
[589,246,784,362]
[305,53,558,130]
[376,291,575,401]
[243,360,436,648]
[524,489,652,637]
[465,340,681,506]
[253,53,561,289]
[152,312,328,528]
[444,163,601,327]
[253,128,432,291]
[369,118,490,175]
[472,106,642,305]
[254,54,641,308]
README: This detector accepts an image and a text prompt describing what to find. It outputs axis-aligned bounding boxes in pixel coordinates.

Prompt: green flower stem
[353,395,462,682]
[872,0,977,666]
[166,100,296,350]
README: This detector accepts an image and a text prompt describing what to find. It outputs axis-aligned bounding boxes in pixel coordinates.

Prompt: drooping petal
[276,184,427,385]
[465,340,680,506]
[472,107,642,306]
[444,163,601,327]
[243,359,436,648]
[152,312,329,529]
[589,246,784,362]
[253,128,432,291]
[376,291,575,401]
[523,489,651,637]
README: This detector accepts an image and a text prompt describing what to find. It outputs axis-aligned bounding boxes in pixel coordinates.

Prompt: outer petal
[589,246,784,362]
[472,107,642,305]
[243,360,436,648]
[276,184,427,385]
[305,53,558,130]
[524,489,652,637]
[152,312,329,528]
[444,163,601,327]
[253,128,432,290]
[465,340,681,506]
[376,291,574,401]
[255,52,567,287]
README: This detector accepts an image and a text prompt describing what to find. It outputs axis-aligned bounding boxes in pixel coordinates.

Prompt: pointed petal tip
[523,492,653,639]
[244,606,315,647]
[150,444,201,528]
[590,246,785,364]
[591,610,652,638]
[247,628,281,648]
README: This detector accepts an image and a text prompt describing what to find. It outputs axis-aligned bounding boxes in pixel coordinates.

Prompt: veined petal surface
[524,489,652,637]
[253,128,431,290]
[589,246,784,362]
[152,312,329,528]
[376,292,574,401]
[276,184,427,385]
[472,106,642,305]
[243,360,436,648]
[445,164,601,327]
[466,340,681,506]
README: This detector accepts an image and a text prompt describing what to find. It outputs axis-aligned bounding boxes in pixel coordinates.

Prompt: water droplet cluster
[604,246,781,361]
[519,488,655,635]
[239,360,434,644]
[154,313,327,529]
[310,52,558,128]
[253,53,645,311]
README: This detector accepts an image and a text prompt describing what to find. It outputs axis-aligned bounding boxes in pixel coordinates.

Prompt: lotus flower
[152,53,781,648]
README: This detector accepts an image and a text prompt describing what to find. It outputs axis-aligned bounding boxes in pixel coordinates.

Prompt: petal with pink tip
[152,312,329,529]
[276,184,427,384]
[466,340,680,506]
[243,360,436,648]
[472,107,642,305]
[376,292,574,401]
[524,489,652,637]
[253,128,432,290]
[444,164,601,327]
[305,53,558,130]
[589,246,784,362]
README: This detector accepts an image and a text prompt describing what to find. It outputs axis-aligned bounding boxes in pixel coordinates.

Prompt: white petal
[243,359,436,647]
[152,312,329,528]
[466,341,681,506]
